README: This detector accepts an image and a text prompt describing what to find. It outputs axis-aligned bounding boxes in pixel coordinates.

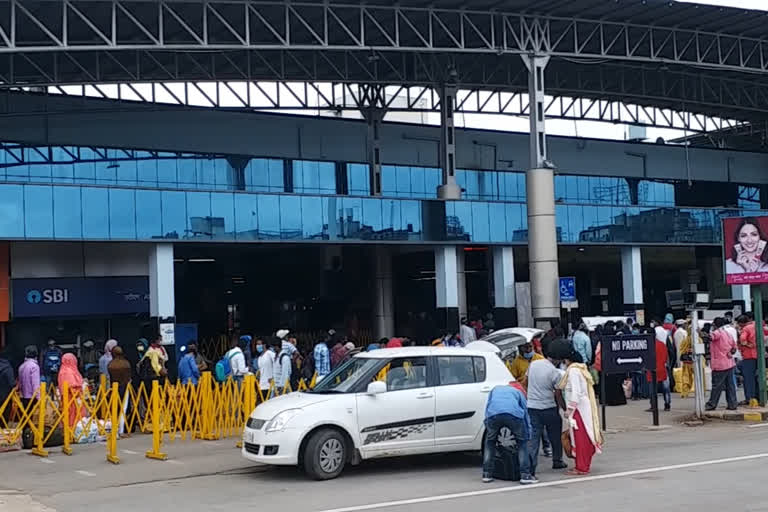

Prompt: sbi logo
[26,289,69,305]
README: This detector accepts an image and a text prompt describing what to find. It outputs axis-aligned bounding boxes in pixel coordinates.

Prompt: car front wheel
[303,428,347,480]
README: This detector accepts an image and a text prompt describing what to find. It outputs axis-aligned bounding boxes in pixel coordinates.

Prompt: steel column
[523,54,559,324]
[437,82,460,199]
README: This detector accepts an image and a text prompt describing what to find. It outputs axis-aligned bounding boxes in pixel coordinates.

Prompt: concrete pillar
[149,243,175,319]
[435,245,460,333]
[522,54,559,325]
[732,284,752,313]
[373,248,395,340]
[621,247,644,322]
[492,246,516,328]
[437,83,461,199]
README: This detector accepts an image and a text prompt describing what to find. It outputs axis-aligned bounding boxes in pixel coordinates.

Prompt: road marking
[747,422,768,428]
[314,452,768,512]
[166,460,184,465]
[122,449,139,454]
[75,470,96,477]
[38,458,54,464]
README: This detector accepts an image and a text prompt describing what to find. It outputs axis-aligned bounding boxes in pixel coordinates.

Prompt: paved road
[1,416,767,512]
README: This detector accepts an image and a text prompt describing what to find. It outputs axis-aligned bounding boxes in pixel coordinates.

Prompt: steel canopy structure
[0,0,766,131]
[1,0,767,324]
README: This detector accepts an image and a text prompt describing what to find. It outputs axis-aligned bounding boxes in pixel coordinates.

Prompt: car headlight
[265,409,302,432]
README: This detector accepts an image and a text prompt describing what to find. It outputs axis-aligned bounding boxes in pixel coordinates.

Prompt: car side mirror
[367,381,387,395]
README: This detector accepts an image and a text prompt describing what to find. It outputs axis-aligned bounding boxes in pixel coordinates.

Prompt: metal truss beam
[2,48,765,128]
[0,1,767,76]
[38,80,745,134]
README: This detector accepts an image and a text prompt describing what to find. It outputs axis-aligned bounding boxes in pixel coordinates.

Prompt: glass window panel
[507,203,526,242]
[268,160,284,192]
[116,159,138,187]
[478,171,496,201]
[279,196,301,239]
[425,168,440,199]
[471,202,490,242]
[347,163,370,196]
[81,187,109,238]
[395,166,411,197]
[137,159,158,187]
[53,186,82,239]
[489,203,506,242]
[449,201,472,241]
[0,184,24,237]
[109,188,137,239]
[318,162,336,194]
[161,190,186,239]
[381,165,396,197]
[362,198,383,238]
[28,162,52,183]
[554,175,566,202]
[400,200,421,239]
[73,162,96,184]
[177,159,198,188]
[210,192,235,240]
[186,191,212,239]
[23,185,53,237]
[301,196,324,239]
[157,159,177,188]
[340,198,362,239]
[213,159,231,190]
[381,199,400,235]
[51,162,75,183]
[95,159,117,186]
[257,194,280,239]
[323,196,340,240]
[136,189,162,239]
[234,193,259,240]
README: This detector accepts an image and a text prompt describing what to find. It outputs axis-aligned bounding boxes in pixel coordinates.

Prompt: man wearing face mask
[509,342,543,389]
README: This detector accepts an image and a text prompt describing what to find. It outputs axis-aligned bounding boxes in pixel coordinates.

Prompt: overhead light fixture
[173,258,185,263]
[189,258,215,263]
[578,247,585,252]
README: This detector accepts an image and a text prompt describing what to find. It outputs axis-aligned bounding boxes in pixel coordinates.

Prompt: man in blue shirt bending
[178,344,201,386]
[483,382,535,485]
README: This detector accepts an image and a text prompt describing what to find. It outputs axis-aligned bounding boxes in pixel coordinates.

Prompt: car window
[437,356,482,385]
[473,357,486,382]
[381,357,428,391]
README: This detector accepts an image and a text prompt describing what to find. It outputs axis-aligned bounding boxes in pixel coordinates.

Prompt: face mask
[256,345,264,353]
[523,351,533,360]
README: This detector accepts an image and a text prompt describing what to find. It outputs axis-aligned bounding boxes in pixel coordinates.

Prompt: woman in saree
[679,325,695,399]
[558,349,603,475]
[58,353,86,428]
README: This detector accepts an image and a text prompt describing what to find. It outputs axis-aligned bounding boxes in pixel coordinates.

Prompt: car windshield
[308,357,382,394]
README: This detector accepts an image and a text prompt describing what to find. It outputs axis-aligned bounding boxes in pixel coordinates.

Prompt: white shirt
[654,326,670,343]
[227,347,247,377]
[258,350,275,388]
[673,328,687,367]
[460,324,477,343]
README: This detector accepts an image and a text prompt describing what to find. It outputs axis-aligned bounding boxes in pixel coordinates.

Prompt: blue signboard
[559,277,577,302]
[12,276,150,318]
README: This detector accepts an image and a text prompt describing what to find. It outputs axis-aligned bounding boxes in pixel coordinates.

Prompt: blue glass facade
[0,143,763,245]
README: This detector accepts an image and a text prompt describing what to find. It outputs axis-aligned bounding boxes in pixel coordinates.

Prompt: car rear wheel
[303,428,347,480]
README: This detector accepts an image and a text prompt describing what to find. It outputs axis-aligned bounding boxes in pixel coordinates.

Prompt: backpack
[214,351,237,382]
[43,349,61,375]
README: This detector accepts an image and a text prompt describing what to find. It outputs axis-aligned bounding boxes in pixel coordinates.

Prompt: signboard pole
[651,370,659,427]
[754,286,767,407]
[600,370,606,431]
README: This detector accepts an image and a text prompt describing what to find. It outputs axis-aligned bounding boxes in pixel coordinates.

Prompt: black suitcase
[491,429,521,481]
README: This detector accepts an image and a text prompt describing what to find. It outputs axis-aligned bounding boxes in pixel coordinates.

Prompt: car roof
[353,346,491,359]
[482,327,544,343]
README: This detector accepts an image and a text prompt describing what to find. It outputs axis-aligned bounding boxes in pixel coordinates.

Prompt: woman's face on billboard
[739,223,761,252]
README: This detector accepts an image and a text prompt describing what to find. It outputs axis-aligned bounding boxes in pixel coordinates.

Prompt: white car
[241,346,514,480]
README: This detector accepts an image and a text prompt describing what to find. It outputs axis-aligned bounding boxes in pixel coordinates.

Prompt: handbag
[561,431,575,459]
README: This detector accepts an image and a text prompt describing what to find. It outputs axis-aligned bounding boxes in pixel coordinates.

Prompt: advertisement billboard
[723,216,768,285]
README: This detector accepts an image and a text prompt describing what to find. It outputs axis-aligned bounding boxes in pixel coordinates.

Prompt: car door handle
[480,386,492,393]
[416,393,434,399]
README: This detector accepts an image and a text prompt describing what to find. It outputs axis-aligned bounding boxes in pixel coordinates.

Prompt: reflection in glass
[186,191,212,239]
[301,196,324,239]
[347,163,370,196]
[53,187,82,239]
[279,196,302,239]
[24,185,53,238]
[82,187,109,238]
[161,191,186,239]
[211,193,235,239]
[109,188,137,239]
[0,184,24,237]
[136,189,162,239]
[234,194,259,240]
[257,194,280,239]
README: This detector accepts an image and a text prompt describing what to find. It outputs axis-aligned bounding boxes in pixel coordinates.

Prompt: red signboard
[724,216,768,285]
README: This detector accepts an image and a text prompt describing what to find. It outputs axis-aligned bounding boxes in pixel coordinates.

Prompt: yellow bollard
[145,380,167,460]
[30,382,48,457]
[107,383,120,464]
[61,381,72,455]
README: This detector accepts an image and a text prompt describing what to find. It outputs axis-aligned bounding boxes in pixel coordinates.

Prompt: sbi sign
[26,288,69,305]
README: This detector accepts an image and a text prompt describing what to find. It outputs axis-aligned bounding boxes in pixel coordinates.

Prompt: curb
[703,410,768,422]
